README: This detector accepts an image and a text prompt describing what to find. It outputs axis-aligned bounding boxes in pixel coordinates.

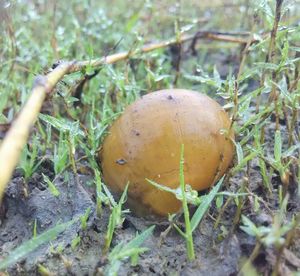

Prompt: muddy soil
[0,169,246,275]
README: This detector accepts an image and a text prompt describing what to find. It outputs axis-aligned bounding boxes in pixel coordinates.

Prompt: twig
[0,63,74,201]
[190,31,257,55]
[0,31,258,202]
[239,241,261,276]
[173,18,183,86]
[256,0,284,117]
[269,0,285,132]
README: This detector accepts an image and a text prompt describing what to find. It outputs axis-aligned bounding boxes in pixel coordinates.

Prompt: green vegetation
[0,219,76,270]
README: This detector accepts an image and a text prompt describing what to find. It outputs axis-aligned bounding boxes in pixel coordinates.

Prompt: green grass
[147,146,225,260]
[0,219,76,270]
[1,0,300,274]
[104,183,130,251]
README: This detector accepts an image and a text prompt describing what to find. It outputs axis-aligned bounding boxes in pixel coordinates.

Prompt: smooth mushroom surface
[100,89,234,216]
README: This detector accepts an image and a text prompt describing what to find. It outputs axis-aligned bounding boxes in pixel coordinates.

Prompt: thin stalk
[239,241,261,275]
[269,0,284,131]
[67,135,77,175]
[256,0,284,113]
[180,144,195,261]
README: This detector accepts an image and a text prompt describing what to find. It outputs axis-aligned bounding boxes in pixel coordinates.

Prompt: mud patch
[0,173,95,273]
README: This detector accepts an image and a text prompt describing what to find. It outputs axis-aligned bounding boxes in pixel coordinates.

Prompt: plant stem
[180,144,195,261]
[257,0,284,114]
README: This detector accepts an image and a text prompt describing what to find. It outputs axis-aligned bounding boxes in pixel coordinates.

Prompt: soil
[0,168,245,275]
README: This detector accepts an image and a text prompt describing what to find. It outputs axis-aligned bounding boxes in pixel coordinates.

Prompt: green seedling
[105,183,130,251]
[39,114,84,174]
[251,129,296,187]
[147,144,224,261]
[215,191,249,212]
[33,219,37,238]
[18,136,43,182]
[37,264,54,276]
[240,213,296,249]
[184,65,224,93]
[178,144,194,260]
[71,234,81,250]
[39,114,85,137]
[231,151,258,175]
[49,243,65,255]
[272,129,290,185]
[86,99,108,156]
[146,178,200,206]
[80,207,91,231]
[42,174,60,197]
[53,132,69,175]
[253,126,271,192]
[190,177,224,232]
[240,195,297,249]
[0,219,76,270]
[106,225,155,276]
[94,169,107,216]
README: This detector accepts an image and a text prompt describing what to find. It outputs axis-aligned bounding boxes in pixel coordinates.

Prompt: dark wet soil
[0,170,245,275]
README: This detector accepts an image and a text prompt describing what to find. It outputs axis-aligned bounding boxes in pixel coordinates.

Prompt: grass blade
[122,225,155,250]
[191,176,224,232]
[0,219,75,270]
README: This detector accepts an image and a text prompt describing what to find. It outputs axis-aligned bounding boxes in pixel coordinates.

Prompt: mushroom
[100,89,234,216]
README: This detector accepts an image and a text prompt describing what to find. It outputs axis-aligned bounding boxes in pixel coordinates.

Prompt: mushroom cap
[100,89,234,216]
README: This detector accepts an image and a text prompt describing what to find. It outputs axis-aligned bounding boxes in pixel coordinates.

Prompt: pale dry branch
[0,62,73,199]
[0,31,259,202]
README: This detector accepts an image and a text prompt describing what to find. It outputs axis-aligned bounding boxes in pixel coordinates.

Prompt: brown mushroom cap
[100,89,234,216]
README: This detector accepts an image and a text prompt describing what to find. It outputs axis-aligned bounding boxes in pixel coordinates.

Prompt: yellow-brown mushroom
[100,89,234,216]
